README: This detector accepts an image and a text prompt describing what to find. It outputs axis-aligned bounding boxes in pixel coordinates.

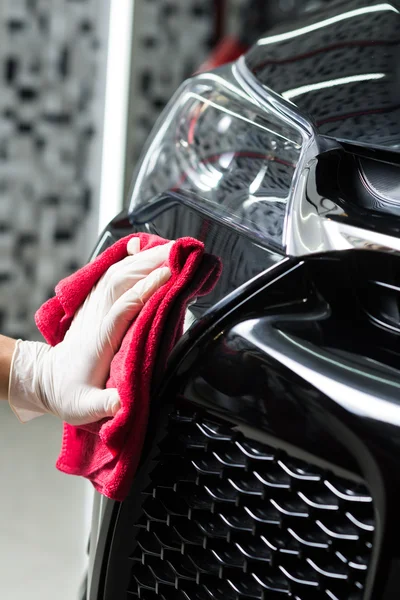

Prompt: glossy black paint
[89,1,400,598]
[157,250,400,600]
[245,0,400,152]
[95,206,400,599]
[106,202,283,319]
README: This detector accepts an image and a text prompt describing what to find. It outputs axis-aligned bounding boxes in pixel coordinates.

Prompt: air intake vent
[127,408,374,600]
[354,253,400,334]
[358,156,400,216]
[365,279,400,333]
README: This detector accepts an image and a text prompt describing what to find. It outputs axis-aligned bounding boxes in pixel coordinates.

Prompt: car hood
[245,0,400,152]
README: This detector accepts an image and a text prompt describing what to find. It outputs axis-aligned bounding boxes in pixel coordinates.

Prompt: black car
[85,1,400,598]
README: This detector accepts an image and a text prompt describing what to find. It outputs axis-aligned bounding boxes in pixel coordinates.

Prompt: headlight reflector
[129,68,306,249]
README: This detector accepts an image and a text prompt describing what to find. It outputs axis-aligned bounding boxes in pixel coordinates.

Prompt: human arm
[0,335,16,399]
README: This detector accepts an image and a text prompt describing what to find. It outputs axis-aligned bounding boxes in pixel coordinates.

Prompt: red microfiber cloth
[35,233,221,501]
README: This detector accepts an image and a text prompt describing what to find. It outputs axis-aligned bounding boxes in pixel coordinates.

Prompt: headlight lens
[129,68,306,249]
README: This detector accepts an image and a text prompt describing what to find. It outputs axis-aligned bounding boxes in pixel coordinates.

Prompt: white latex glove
[8,239,172,425]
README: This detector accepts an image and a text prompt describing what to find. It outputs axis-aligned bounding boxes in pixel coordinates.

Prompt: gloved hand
[8,238,172,425]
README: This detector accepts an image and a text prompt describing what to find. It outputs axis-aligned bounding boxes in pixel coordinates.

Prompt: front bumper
[86,205,400,600]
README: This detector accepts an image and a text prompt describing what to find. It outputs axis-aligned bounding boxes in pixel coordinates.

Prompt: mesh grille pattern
[128,409,374,599]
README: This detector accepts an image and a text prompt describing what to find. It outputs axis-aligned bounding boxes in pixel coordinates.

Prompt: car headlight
[129,61,314,250]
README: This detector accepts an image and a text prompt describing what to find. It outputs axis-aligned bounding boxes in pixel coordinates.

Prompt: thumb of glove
[76,388,121,425]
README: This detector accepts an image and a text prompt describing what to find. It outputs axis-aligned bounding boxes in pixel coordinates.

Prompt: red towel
[35,233,221,501]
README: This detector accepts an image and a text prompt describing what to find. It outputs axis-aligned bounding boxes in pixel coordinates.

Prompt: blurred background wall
[0,0,109,340]
[0,2,110,600]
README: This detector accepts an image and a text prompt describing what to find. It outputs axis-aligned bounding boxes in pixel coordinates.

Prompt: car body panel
[86,1,400,599]
[245,0,400,152]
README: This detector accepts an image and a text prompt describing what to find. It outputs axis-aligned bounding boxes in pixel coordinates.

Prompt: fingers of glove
[127,238,174,257]
[127,240,174,267]
[126,236,140,256]
[101,266,171,353]
[66,388,121,425]
[99,241,174,310]
[113,242,173,291]
[100,254,143,290]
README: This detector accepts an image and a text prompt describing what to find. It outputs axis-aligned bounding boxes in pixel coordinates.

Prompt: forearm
[0,335,16,399]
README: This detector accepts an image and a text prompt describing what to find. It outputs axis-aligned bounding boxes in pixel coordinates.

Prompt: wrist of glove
[8,238,172,425]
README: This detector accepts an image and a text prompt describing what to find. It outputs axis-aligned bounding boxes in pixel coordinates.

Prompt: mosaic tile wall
[0,0,108,339]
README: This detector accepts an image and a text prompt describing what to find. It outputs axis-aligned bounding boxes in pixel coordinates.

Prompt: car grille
[127,408,374,600]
